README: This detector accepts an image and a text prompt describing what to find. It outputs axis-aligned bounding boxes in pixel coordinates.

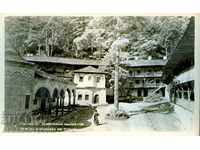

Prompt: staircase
[143,86,166,103]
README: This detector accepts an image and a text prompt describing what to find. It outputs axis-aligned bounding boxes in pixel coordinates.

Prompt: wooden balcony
[128,82,165,88]
[128,71,163,78]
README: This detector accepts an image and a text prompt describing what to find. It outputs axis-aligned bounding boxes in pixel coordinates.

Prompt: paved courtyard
[68,102,193,135]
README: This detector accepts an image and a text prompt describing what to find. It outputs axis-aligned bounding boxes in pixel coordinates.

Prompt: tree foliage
[5,16,190,59]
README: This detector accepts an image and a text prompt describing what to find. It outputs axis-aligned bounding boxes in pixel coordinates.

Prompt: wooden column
[181,88,184,100]
[187,88,191,101]
[194,15,200,135]
[56,97,59,116]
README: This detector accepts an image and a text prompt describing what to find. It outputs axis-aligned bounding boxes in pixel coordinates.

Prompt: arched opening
[93,94,99,104]
[72,89,76,105]
[35,87,50,113]
[64,89,71,106]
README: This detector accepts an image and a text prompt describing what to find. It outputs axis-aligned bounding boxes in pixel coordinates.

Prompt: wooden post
[187,88,191,101]
[194,15,200,135]
[62,98,64,116]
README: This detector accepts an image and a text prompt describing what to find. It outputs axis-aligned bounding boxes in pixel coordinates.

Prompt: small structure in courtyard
[73,66,107,106]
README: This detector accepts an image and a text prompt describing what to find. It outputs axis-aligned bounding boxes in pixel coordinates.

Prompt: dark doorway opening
[144,89,148,97]
[35,87,50,113]
[93,95,99,104]
[137,89,142,97]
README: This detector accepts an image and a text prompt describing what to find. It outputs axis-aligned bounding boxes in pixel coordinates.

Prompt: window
[129,82,134,87]
[33,97,37,105]
[137,89,142,97]
[79,76,83,82]
[25,95,30,109]
[129,71,132,76]
[85,95,89,100]
[144,89,148,97]
[190,91,194,101]
[88,76,92,81]
[96,76,101,83]
[78,94,82,100]
[137,70,141,74]
[156,79,160,84]
[135,80,140,84]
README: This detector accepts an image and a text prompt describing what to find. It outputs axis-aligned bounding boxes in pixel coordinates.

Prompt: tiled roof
[74,66,105,74]
[121,59,167,67]
[23,56,107,66]
[36,70,75,85]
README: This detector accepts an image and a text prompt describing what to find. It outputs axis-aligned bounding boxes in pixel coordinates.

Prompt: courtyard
[68,102,193,135]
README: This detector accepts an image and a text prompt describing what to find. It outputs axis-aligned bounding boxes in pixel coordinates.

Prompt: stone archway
[35,87,50,113]
[64,89,71,106]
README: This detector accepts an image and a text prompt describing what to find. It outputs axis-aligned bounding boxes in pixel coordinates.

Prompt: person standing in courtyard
[93,110,100,126]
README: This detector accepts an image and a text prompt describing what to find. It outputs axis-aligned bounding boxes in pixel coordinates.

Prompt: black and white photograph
[2,15,195,134]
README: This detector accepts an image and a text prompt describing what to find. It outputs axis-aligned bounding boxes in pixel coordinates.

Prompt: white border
[1,0,200,150]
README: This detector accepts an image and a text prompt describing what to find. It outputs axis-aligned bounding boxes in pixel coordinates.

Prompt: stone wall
[5,61,35,116]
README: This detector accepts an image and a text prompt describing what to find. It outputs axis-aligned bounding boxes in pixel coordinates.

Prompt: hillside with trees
[5,16,190,60]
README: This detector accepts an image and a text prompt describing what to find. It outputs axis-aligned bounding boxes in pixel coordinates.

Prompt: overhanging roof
[121,59,167,67]
[23,56,107,66]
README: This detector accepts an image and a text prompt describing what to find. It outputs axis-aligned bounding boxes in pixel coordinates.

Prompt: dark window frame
[96,76,101,83]
[78,94,82,100]
[85,94,89,100]
[79,76,84,82]
[25,95,30,109]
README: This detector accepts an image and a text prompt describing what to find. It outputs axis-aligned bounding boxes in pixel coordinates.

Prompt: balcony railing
[128,83,165,88]
[129,71,163,78]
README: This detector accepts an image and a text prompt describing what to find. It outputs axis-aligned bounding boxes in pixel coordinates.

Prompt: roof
[121,59,167,67]
[36,70,76,85]
[74,66,106,74]
[23,56,107,66]
[5,50,34,65]
[163,17,194,84]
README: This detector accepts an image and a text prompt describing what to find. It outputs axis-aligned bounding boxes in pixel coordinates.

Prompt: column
[187,88,191,101]
[181,88,184,100]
